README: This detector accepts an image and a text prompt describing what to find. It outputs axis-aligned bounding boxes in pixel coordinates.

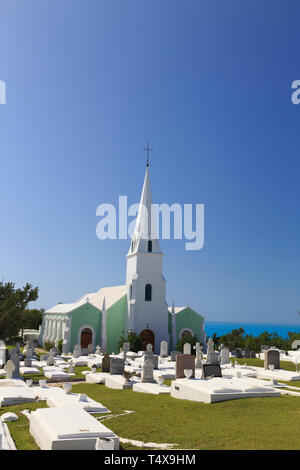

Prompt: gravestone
[160,340,168,358]
[50,347,59,357]
[219,347,230,365]
[0,342,8,367]
[46,355,55,366]
[4,360,15,379]
[175,354,195,379]
[244,347,251,359]
[147,354,159,370]
[183,343,192,355]
[110,357,124,375]
[26,347,34,358]
[73,344,81,358]
[0,340,5,347]
[194,343,203,369]
[88,343,94,354]
[171,351,180,362]
[24,358,32,368]
[95,345,102,355]
[68,366,75,374]
[102,353,110,372]
[123,342,130,360]
[141,358,155,383]
[9,351,20,379]
[264,349,280,370]
[40,354,49,361]
[206,339,219,365]
[235,348,243,359]
[291,340,300,350]
[144,343,153,357]
[202,364,222,379]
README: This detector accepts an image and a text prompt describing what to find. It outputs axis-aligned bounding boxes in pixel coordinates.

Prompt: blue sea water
[205,322,300,339]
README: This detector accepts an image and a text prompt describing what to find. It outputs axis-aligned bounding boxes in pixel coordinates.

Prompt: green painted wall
[106,295,127,354]
[168,307,204,349]
[175,307,204,343]
[69,303,102,350]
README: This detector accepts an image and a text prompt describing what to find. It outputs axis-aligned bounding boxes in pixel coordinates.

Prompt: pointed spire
[128,165,162,255]
[171,300,175,315]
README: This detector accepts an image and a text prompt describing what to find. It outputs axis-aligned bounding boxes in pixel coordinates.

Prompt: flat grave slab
[20,367,41,376]
[0,418,16,450]
[30,405,118,450]
[255,367,300,382]
[170,377,281,404]
[46,392,110,413]
[105,375,138,390]
[132,383,171,395]
[0,386,36,406]
[86,372,109,384]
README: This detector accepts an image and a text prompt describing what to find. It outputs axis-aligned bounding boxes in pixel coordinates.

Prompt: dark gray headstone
[102,353,110,372]
[202,364,222,378]
[264,349,280,370]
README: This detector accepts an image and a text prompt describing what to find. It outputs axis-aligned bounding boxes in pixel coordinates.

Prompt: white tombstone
[141,358,155,383]
[160,340,168,358]
[183,343,192,355]
[219,347,230,365]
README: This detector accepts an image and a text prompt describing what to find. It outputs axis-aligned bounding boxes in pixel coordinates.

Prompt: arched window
[148,240,152,252]
[145,283,152,301]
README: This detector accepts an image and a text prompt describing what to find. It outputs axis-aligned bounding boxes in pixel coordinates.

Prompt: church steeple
[128,165,162,256]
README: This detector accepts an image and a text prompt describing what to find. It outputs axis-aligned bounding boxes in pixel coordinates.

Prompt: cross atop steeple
[143,142,154,167]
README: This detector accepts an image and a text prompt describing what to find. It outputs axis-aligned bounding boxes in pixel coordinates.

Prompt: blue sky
[0,0,300,324]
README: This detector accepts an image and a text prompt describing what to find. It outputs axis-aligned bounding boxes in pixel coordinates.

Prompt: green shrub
[176,334,199,354]
[44,341,55,351]
[118,331,143,353]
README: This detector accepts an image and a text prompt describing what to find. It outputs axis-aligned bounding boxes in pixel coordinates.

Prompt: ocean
[205,321,300,339]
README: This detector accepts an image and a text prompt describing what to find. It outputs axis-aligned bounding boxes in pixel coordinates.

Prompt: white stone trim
[179,327,194,338]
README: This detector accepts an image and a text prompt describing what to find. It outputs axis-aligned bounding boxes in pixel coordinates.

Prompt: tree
[0,282,39,341]
[118,331,143,353]
[176,334,199,354]
[20,308,44,331]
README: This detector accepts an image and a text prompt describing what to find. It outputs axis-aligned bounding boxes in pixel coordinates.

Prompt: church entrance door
[80,328,92,348]
[140,329,155,350]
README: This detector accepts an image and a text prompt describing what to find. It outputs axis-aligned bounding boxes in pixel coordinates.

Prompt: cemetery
[1,338,300,450]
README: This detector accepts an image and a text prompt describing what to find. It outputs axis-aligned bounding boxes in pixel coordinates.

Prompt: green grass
[68,382,300,450]
[0,401,48,450]
[1,355,300,450]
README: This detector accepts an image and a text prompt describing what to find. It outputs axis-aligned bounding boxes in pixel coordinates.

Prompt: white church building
[40,163,206,354]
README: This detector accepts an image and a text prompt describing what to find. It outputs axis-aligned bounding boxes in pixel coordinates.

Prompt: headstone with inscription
[102,353,110,372]
[110,357,124,375]
[264,349,280,370]
[175,354,195,379]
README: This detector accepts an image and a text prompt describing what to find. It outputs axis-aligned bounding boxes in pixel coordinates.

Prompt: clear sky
[0,0,299,324]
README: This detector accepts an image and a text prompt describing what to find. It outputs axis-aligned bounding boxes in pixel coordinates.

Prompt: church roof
[168,305,205,318]
[45,285,126,314]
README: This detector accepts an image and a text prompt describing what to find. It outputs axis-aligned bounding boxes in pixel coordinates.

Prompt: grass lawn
[1,355,300,450]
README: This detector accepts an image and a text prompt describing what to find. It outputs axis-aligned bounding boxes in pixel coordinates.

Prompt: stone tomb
[30,406,119,450]
[175,354,195,379]
[264,349,280,370]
